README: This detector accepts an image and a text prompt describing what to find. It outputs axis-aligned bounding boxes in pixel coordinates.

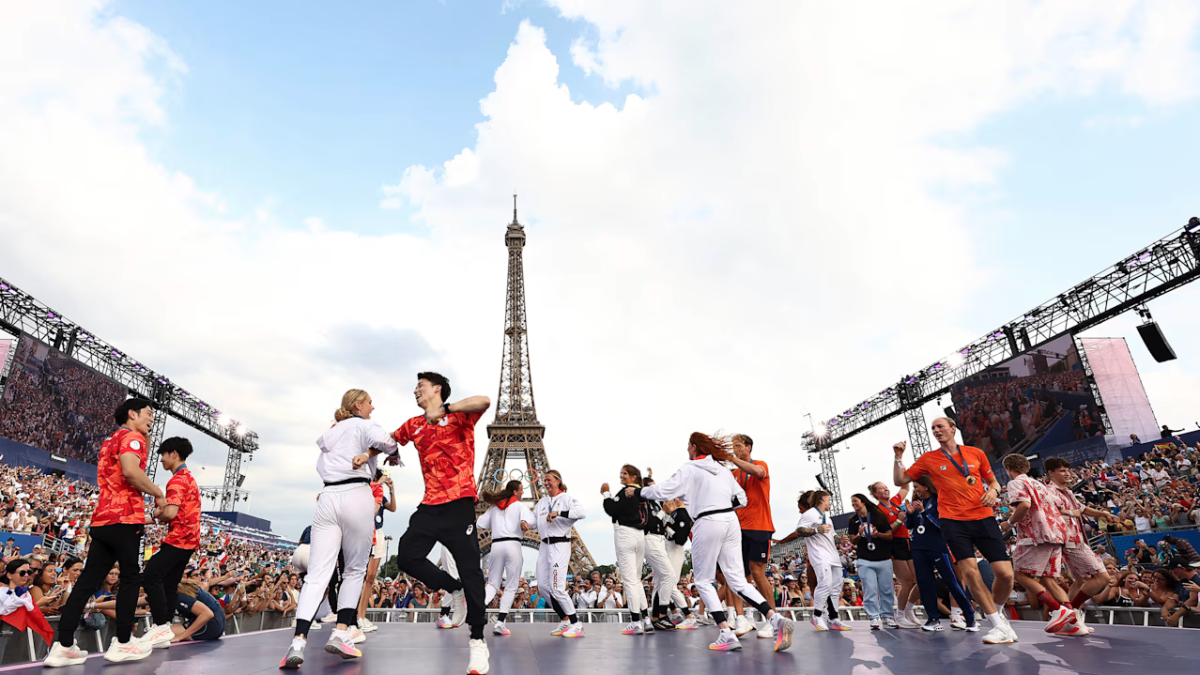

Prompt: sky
[2,0,1200,569]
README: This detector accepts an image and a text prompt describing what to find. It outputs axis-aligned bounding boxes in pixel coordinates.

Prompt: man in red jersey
[392,372,491,675]
[139,437,202,649]
[45,399,165,668]
[893,417,1017,645]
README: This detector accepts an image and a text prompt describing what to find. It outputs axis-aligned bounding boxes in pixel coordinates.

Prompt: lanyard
[861,517,872,541]
[916,498,941,533]
[940,447,972,480]
[820,509,827,525]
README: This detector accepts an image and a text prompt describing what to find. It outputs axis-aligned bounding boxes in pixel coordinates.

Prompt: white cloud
[2,1,1199,565]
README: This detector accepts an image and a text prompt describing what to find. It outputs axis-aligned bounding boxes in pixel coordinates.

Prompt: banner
[1079,338,1159,445]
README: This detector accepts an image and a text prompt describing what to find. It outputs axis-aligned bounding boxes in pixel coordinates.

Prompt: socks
[904,602,915,613]
[498,612,508,623]
[1036,592,1061,611]
[1071,591,1090,609]
[332,629,349,640]
[985,611,1005,626]
[711,610,727,625]
[565,614,578,626]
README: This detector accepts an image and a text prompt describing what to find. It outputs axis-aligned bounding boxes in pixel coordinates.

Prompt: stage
[2,621,1194,675]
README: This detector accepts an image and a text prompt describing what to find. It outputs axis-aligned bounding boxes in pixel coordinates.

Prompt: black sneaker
[653,618,676,631]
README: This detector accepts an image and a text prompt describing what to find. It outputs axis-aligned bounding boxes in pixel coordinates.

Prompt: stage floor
[3,620,1195,675]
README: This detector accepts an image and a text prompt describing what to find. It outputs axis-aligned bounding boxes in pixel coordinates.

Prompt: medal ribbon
[918,497,941,531]
[940,447,972,480]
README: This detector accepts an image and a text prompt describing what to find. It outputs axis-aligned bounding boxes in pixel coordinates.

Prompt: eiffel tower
[476,196,596,574]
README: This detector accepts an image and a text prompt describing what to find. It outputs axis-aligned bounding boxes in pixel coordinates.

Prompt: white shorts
[372,534,387,560]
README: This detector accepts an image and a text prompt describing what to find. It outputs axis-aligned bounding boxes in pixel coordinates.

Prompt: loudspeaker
[1137,321,1177,362]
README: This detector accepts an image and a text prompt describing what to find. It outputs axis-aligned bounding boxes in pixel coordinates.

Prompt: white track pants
[691,516,767,619]
[484,541,523,614]
[666,540,689,610]
[294,483,375,627]
[812,560,843,619]
[644,534,677,609]
[438,545,460,608]
[536,541,574,619]
[614,525,648,615]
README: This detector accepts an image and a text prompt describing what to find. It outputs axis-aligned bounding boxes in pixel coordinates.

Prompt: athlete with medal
[848,494,895,629]
[892,417,1017,645]
[905,475,977,632]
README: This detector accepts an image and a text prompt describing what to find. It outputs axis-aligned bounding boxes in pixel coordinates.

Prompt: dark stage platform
[2,621,1194,675]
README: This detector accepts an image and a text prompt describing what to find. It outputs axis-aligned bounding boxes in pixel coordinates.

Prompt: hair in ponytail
[621,464,643,485]
[482,480,522,505]
[546,469,567,492]
[334,389,370,422]
[689,431,734,462]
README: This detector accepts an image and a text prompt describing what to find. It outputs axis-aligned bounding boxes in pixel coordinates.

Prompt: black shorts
[890,537,912,561]
[940,517,1010,563]
[741,530,773,573]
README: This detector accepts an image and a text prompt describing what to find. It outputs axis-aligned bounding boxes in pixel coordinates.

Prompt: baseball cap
[1166,556,1200,570]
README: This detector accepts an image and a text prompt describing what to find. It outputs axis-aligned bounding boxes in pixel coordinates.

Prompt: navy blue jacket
[904,496,950,553]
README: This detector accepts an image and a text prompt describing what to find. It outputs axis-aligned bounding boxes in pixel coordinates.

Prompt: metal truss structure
[0,276,259,510]
[803,218,1200,473]
[476,198,597,574]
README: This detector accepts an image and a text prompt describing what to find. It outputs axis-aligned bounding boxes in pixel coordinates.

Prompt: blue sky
[3,2,1200,568]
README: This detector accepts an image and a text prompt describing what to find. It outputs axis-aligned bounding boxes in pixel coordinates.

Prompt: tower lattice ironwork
[476,197,596,574]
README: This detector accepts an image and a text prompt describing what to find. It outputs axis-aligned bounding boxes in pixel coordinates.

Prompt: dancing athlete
[904,475,977,632]
[1000,453,1077,635]
[392,372,491,675]
[726,434,776,639]
[870,478,919,628]
[45,399,165,667]
[794,490,850,631]
[601,465,651,635]
[1044,457,1117,635]
[436,546,462,628]
[892,418,1018,645]
[477,480,534,636]
[531,470,587,638]
[644,473,695,630]
[846,493,895,629]
[775,491,836,621]
[630,432,793,652]
[140,437,202,649]
[279,389,400,669]
[356,469,395,633]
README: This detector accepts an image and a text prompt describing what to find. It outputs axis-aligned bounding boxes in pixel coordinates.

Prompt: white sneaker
[312,621,322,630]
[104,637,152,663]
[696,614,715,626]
[895,614,921,629]
[669,611,684,624]
[550,620,571,636]
[278,638,305,669]
[139,622,173,649]
[810,614,829,631]
[561,623,585,638]
[982,624,1017,644]
[678,617,699,630]
[757,622,776,639]
[359,617,378,633]
[437,615,455,629]
[870,617,881,630]
[348,626,366,644]
[467,638,489,675]
[324,632,361,660]
[322,613,338,623]
[903,608,920,627]
[1045,606,1076,634]
[884,617,899,629]
[769,613,794,652]
[450,589,467,627]
[708,627,742,651]
[1075,608,1095,634]
[950,614,967,630]
[43,642,88,668]
[621,621,644,635]
[492,621,510,636]
[733,615,754,637]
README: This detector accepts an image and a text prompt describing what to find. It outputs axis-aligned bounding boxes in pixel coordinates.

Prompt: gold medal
[966,475,977,486]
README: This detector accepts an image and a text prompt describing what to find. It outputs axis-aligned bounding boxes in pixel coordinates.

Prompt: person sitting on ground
[171,579,226,642]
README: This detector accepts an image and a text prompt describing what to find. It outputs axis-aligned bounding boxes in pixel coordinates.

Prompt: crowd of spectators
[0,343,125,464]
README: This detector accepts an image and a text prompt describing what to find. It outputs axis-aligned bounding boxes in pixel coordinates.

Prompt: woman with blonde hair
[631,432,794,653]
[170,579,225,642]
[279,389,401,669]
[529,470,587,638]
[477,479,534,636]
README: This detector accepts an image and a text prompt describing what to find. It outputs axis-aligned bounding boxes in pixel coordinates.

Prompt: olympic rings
[491,468,541,489]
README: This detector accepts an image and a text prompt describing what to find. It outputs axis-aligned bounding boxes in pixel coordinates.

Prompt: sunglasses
[14,570,30,577]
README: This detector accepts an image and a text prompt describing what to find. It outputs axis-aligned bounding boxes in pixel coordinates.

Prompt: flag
[0,597,53,646]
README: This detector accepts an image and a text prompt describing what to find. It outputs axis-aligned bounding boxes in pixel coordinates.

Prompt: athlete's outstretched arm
[449,396,491,413]
[638,469,684,502]
[893,442,913,487]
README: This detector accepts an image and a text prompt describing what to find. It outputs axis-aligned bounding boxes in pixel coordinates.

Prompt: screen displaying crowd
[950,337,1100,464]
[0,337,127,464]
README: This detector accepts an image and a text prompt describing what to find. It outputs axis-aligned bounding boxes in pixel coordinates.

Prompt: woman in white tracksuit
[530,470,586,638]
[477,480,534,637]
[795,490,849,631]
[280,389,401,669]
[601,464,651,635]
[632,432,793,653]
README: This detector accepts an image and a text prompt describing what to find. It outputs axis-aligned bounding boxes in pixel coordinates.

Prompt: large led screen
[0,335,128,464]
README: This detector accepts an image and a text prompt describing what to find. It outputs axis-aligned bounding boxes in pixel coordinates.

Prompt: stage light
[946,351,965,368]
[217,414,231,428]
[1186,216,1199,233]
[814,423,828,437]
[235,425,247,437]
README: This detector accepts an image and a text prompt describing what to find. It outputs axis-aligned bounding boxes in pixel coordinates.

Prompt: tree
[682,549,692,576]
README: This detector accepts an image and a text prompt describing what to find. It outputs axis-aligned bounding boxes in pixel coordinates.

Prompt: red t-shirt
[735,460,774,532]
[393,411,484,505]
[92,428,148,527]
[878,494,909,539]
[905,445,996,522]
[163,466,201,550]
